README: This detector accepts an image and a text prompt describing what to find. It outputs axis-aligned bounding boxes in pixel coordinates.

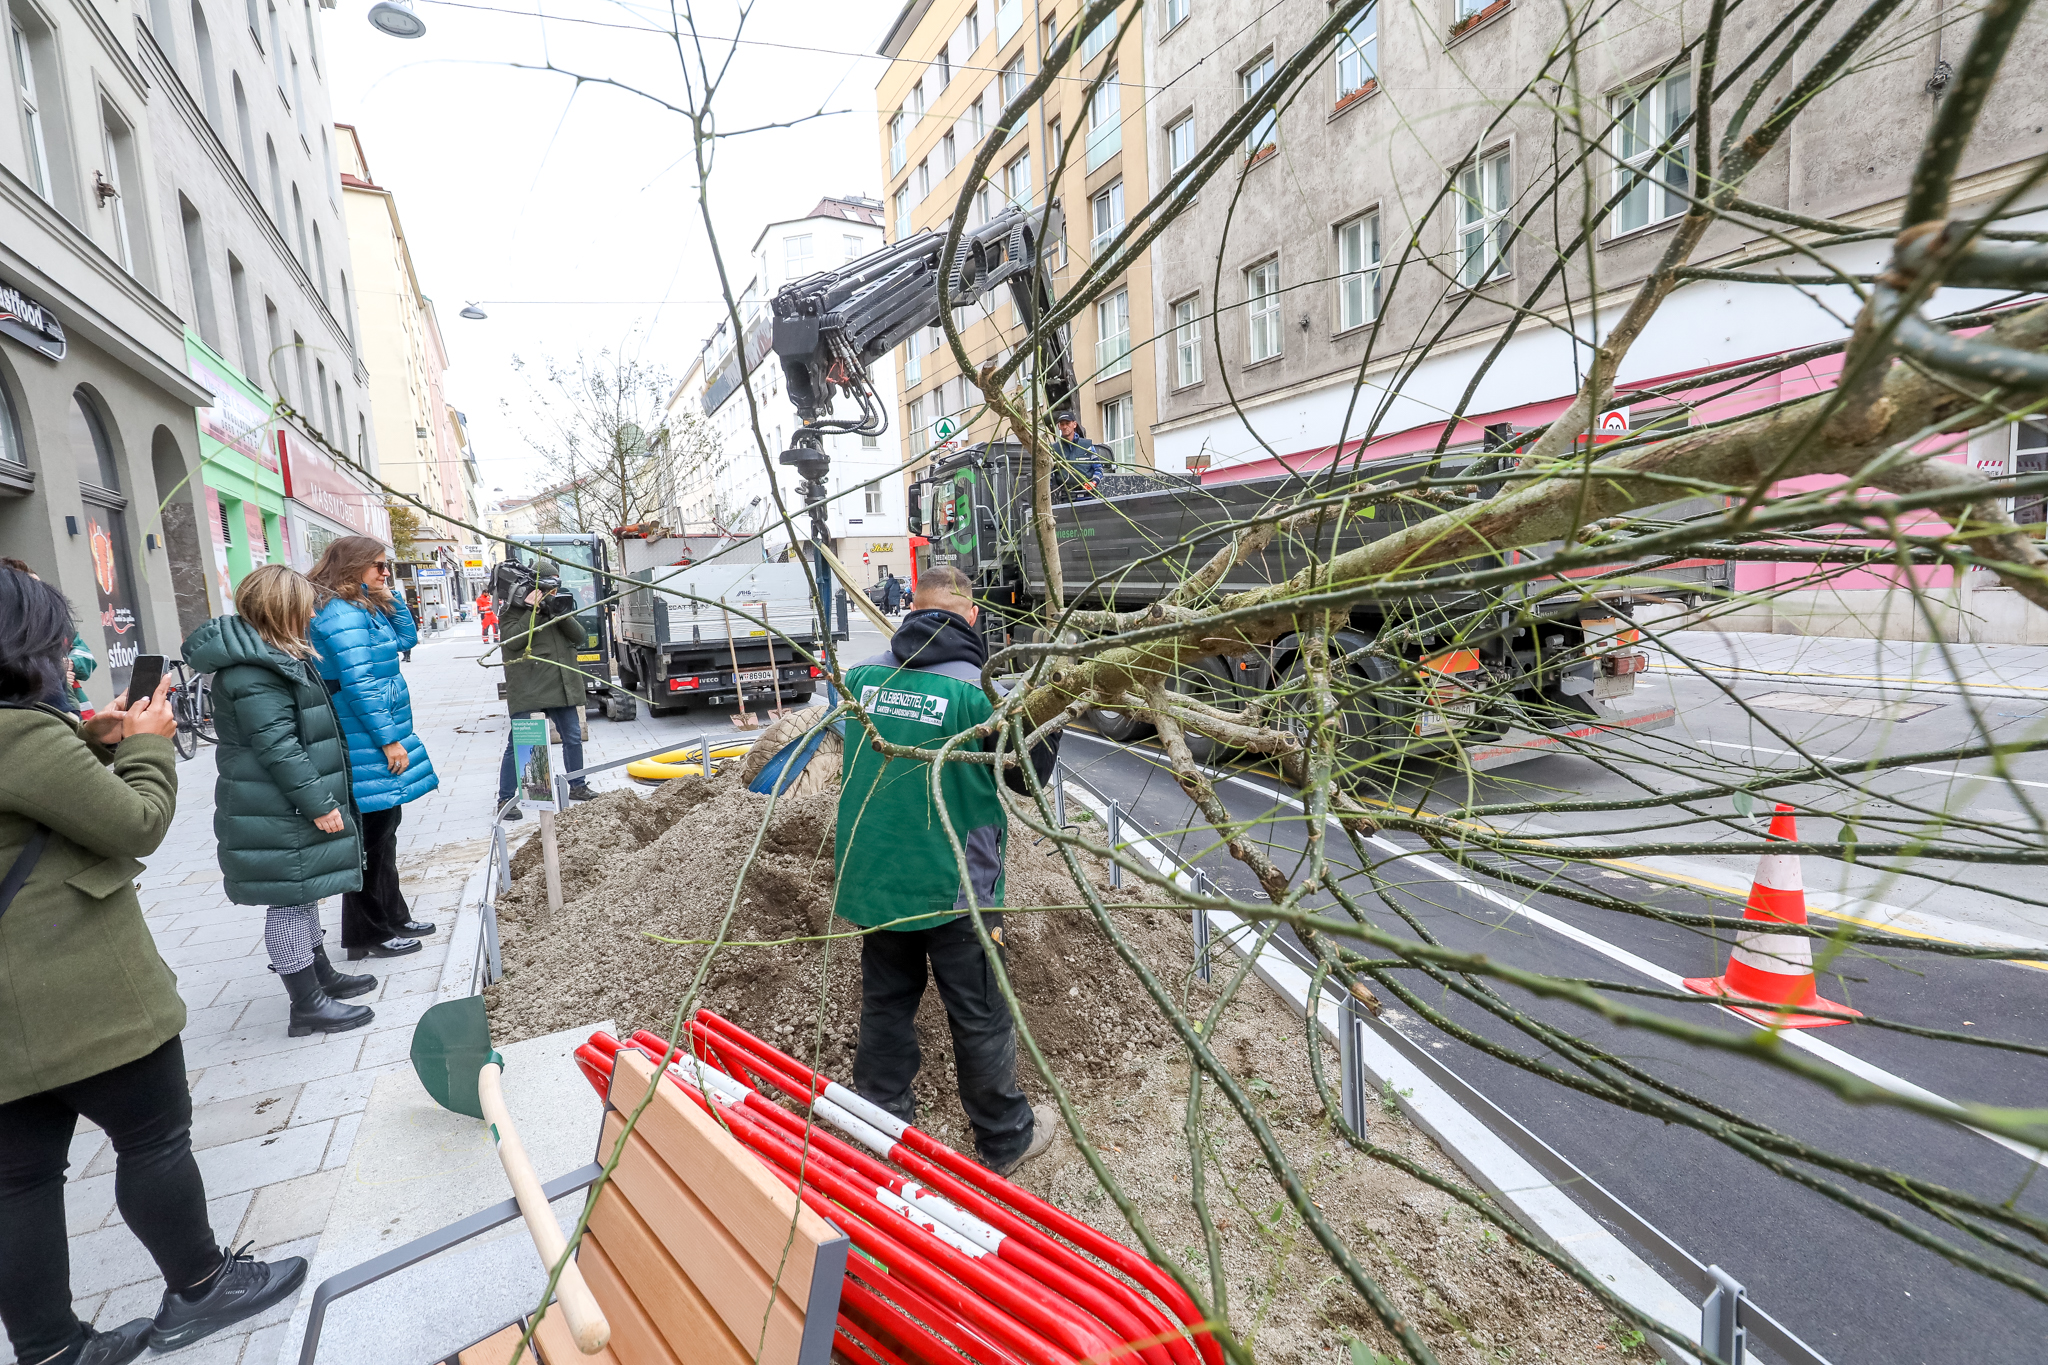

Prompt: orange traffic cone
[1682,803,1861,1028]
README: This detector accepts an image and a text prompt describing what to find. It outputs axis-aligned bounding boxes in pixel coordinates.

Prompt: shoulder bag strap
[0,825,51,922]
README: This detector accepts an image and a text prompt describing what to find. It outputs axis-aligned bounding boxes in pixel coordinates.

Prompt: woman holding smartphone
[0,565,306,1365]
[184,564,373,1035]
[307,536,439,959]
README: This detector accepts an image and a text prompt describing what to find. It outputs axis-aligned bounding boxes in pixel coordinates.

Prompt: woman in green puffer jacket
[182,565,374,1038]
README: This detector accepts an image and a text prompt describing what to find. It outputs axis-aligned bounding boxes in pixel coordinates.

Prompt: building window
[1246,259,1280,362]
[1086,72,1120,171]
[908,77,925,119]
[233,74,256,171]
[941,129,956,173]
[315,358,331,434]
[864,484,884,515]
[1458,148,1511,286]
[1241,55,1276,160]
[101,104,147,277]
[916,158,931,201]
[1337,3,1376,98]
[1099,395,1133,464]
[289,50,305,136]
[1000,53,1027,106]
[861,430,879,448]
[191,3,222,125]
[1166,0,1190,29]
[1455,0,1492,18]
[303,0,319,71]
[1004,150,1030,205]
[908,395,928,456]
[890,111,905,171]
[1080,12,1113,60]
[967,95,985,140]
[934,41,950,90]
[72,388,121,489]
[1167,114,1195,176]
[904,329,922,385]
[843,234,863,262]
[228,253,258,374]
[1174,297,1202,387]
[1095,289,1130,379]
[973,184,992,226]
[179,196,220,349]
[1337,213,1380,330]
[1090,181,1123,252]
[291,183,309,263]
[2015,419,2048,534]
[996,0,1020,43]
[312,221,328,299]
[0,373,24,467]
[785,233,813,277]
[963,5,980,48]
[893,185,910,239]
[10,14,52,204]
[1612,65,1691,235]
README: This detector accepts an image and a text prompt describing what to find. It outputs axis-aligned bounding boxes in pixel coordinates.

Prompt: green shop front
[186,335,284,599]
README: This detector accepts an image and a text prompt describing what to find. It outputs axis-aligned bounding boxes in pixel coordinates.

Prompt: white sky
[325,0,898,501]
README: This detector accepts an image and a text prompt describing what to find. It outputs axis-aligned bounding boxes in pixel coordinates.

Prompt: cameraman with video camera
[493,558,595,821]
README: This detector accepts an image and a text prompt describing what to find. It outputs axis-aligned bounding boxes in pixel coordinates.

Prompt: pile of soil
[485,776,1639,1364]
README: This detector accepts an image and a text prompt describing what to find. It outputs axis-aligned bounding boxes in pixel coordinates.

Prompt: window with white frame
[1337,2,1376,98]
[1166,0,1190,29]
[1611,65,1691,235]
[963,5,981,49]
[864,484,884,515]
[909,395,929,455]
[1246,260,1280,362]
[916,158,931,201]
[10,13,52,203]
[1458,148,1511,286]
[996,0,1020,43]
[1090,181,1123,251]
[1167,114,1195,175]
[1095,289,1130,378]
[1241,55,1276,159]
[1081,13,1113,60]
[843,234,863,262]
[934,41,951,90]
[1099,395,1134,464]
[1001,53,1028,105]
[1336,212,1380,329]
[1004,150,1031,205]
[1174,297,1203,387]
[942,130,956,173]
[974,184,993,226]
[904,329,923,384]
[908,78,925,119]
[781,234,812,278]
[968,95,986,140]
[894,185,910,239]
[1086,71,1121,171]
[890,111,906,171]
[101,106,140,274]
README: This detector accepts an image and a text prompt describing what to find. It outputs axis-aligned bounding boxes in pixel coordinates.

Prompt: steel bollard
[1700,1266,1747,1365]
[1191,872,1213,982]
[1106,800,1123,888]
[1338,993,1369,1137]
[552,772,569,812]
[700,735,711,776]
[1052,763,1066,831]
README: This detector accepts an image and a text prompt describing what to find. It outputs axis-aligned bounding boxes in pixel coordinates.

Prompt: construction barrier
[575,1011,1219,1365]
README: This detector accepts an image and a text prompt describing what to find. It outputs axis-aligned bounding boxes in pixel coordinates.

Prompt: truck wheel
[1087,705,1156,744]
[1169,655,1237,764]
[605,692,638,722]
[1276,636,1411,784]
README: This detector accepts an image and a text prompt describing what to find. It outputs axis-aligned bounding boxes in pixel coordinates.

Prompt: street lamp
[367,0,425,38]
[460,302,487,319]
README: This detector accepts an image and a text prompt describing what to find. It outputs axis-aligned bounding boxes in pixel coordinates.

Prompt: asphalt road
[1051,667,2048,1365]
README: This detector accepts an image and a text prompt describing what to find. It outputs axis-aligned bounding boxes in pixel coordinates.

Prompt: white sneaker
[990,1103,1059,1177]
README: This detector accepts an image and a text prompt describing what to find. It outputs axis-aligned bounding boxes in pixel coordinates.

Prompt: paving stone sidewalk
[7,625,756,1365]
[1655,627,2048,698]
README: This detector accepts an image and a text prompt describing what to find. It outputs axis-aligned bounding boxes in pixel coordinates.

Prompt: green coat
[501,601,590,713]
[183,616,364,906]
[0,707,183,1105]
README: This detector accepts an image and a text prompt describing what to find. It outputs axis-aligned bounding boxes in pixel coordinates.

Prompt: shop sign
[277,427,390,542]
[869,541,898,554]
[0,279,64,361]
[88,512,141,683]
[188,349,278,470]
[205,487,233,606]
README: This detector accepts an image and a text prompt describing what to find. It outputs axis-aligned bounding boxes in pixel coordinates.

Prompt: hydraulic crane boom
[766,204,1075,512]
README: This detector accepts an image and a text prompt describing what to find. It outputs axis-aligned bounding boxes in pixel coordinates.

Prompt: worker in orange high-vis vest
[476,591,498,643]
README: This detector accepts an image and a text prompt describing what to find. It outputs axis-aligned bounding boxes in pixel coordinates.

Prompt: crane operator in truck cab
[1052,410,1106,501]
[833,564,1061,1176]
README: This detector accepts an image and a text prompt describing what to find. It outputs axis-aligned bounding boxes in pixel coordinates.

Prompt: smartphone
[126,653,166,704]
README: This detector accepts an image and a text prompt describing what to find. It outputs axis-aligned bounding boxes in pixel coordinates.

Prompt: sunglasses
[369,561,390,573]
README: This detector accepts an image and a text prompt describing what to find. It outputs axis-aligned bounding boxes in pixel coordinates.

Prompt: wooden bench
[301,1049,847,1365]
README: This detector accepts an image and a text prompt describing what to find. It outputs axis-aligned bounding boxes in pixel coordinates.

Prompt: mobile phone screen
[126,653,166,703]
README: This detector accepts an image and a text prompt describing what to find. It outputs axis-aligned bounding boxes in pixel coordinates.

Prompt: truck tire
[1275,634,1411,783]
[1168,655,1237,764]
[605,691,638,722]
[1087,705,1155,744]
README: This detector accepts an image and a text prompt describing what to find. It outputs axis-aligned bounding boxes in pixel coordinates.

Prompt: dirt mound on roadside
[483,777,1638,1364]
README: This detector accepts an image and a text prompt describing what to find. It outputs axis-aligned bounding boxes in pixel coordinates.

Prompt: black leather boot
[309,945,376,1000]
[281,965,374,1037]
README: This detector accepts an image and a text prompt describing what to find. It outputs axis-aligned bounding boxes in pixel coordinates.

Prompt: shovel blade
[412,996,495,1119]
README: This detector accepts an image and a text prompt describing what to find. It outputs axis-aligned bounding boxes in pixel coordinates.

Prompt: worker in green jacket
[0,566,308,1365]
[835,564,1060,1175]
[494,562,596,820]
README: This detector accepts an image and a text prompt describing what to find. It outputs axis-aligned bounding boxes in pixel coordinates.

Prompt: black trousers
[341,803,412,947]
[853,914,1033,1167]
[0,1037,219,1363]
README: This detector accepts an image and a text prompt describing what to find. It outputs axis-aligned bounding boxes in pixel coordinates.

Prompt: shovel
[411,997,611,1356]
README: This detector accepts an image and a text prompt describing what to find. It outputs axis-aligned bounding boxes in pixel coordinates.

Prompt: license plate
[735,669,774,684]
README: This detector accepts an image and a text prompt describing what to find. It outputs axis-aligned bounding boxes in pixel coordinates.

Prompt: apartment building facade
[668,194,909,579]
[338,121,475,612]
[0,0,221,698]
[875,0,1156,479]
[1143,0,2048,640]
[138,0,385,595]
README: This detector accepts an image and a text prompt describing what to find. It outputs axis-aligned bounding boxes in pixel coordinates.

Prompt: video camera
[488,558,575,616]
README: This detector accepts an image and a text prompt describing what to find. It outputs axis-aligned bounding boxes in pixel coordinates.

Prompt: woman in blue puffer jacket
[307,536,440,959]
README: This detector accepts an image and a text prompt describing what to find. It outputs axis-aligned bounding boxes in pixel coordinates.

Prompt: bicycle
[166,657,215,760]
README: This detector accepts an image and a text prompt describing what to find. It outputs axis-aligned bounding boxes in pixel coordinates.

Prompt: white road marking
[1694,738,2048,792]
[1062,733,2048,1168]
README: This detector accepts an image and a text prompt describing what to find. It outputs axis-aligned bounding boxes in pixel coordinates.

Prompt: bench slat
[587,1171,755,1365]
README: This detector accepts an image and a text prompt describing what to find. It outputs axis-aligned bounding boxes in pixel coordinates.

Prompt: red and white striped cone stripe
[1683,803,1861,1028]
